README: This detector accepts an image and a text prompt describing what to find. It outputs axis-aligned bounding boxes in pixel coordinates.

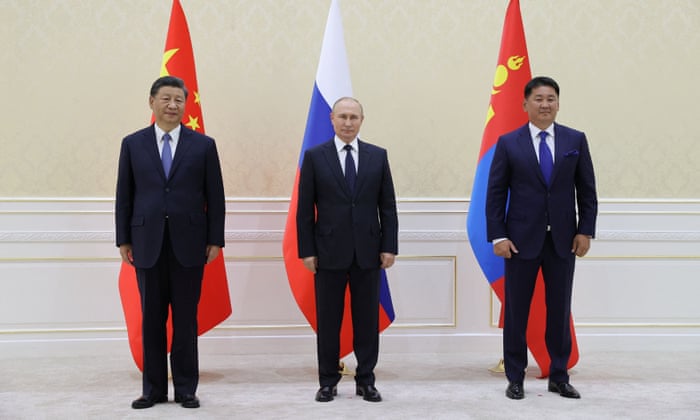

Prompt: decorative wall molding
[0,198,698,352]
[3,229,700,244]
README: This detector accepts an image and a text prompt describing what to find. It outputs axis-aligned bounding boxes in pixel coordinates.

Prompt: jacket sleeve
[574,133,598,237]
[485,137,510,242]
[205,138,226,247]
[115,137,134,247]
[378,151,399,254]
[296,151,317,258]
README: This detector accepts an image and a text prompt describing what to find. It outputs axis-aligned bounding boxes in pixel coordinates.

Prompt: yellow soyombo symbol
[491,55,526,94]
[486,54,527,126]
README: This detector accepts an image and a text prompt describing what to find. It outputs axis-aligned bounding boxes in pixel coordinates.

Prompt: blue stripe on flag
[379,269,395,321]
[466,145,504,284]
[298,83,335,166]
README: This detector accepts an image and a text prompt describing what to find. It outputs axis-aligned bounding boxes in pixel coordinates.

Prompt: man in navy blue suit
[297,97,398,403]
[486,76,597,400]
[115,76,225,409]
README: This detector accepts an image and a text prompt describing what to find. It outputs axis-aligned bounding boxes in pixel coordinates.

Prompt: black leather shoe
[175,394,200,408]
[506,382,524,400]
[356,384,382,402]
[315,386,337,402]
[131,395,167,409]
[548,381,581,399]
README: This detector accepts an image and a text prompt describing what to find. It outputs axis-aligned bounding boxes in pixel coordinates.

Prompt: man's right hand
[302,256,318,274]
[119,244,134,265]
[493,239,519,259]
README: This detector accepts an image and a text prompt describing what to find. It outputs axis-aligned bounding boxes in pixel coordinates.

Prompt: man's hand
[206,245,221,264]
[493,239,518,259]
[119,244,134,265]
[571,234,591,257]
[302,256,318,273]
[380,252,396,269]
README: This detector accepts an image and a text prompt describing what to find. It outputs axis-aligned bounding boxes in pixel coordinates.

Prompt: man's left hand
[206,245,221,264]
[571,234,591,257]
[380,253,396,269]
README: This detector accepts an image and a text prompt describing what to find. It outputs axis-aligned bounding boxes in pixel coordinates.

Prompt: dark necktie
[343,144,356,193]
[162,133,173,178]
[538,131,553,185]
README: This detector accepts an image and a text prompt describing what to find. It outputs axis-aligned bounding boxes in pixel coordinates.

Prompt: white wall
[1,198,698,355]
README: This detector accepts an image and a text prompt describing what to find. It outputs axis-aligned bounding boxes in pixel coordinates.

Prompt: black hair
[149,76,188,99]
[524,76,559,98]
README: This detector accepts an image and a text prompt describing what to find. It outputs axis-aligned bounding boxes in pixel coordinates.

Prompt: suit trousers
[503,232,576,384]
[314,262,380,387]
[136,224,204,398]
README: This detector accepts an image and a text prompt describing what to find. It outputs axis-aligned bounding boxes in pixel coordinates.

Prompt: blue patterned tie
[344,144,356,193]
[538,131,553,185]
[162,133,173,179]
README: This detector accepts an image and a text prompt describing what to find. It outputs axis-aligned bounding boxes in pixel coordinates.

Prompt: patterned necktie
[162,133,173,179]
[343,144,356,193]
[538,131,553,185]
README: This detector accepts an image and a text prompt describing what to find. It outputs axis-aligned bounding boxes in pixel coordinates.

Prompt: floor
[1,336,698,420]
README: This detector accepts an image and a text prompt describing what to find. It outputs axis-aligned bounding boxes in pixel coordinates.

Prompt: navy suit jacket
[296,139,398,270]
[115,124,225,268]
[486,123,597,259]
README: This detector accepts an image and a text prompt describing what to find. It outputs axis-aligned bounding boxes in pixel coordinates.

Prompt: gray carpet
[0,338,698,419]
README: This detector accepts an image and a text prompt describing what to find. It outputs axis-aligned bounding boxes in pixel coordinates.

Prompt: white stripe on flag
[316,0,352,106]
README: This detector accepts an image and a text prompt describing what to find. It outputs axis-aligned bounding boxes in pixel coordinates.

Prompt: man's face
[330,99,364,143]
[523,85,559,129]
[149,86,186,129]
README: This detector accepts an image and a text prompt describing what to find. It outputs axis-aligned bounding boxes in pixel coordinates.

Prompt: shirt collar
[334,136,358,152]
[528,122,554,139]
[154,124,182,142]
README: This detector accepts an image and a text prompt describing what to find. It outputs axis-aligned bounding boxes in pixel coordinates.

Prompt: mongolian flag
[466,0,578,377]
[282,0,395,360]
[118,0,232,370]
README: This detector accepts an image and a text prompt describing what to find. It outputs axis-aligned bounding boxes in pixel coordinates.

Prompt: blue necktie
[162,133,173,179]
[538,131,553,185]
[344,144,356,193]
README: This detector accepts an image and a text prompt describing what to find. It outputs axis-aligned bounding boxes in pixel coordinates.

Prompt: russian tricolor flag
[282,0,394,360]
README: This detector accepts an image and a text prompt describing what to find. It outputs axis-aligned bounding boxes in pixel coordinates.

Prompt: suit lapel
[354,139,372,196]
[141,125,167,181]
[550,123,569,184]
[516,125,547,186]
[321,140,352,196]
[169,125,193,180]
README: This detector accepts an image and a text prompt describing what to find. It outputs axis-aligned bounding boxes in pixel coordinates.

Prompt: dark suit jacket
[486,123,597,259]
[297,139,398,270]
[115,124,225,268]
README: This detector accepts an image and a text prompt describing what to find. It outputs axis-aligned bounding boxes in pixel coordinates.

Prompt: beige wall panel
[574,259,700,325]
[2,1,699,198]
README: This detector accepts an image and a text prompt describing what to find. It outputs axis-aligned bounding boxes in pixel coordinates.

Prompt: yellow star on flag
[185,115,200,131]
[160,48,179,77]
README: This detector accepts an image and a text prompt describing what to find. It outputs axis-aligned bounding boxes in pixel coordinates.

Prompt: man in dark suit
[486,76,597,400]
[296,97,398,403]
[115,76,226,409]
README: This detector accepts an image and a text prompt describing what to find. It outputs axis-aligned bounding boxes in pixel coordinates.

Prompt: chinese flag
[118,0,232,371]
[466,0,578,377]
[282,0,395,360]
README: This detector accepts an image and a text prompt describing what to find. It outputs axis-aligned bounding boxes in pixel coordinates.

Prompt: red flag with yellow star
[118,0,232,370]
[466,0,578,377]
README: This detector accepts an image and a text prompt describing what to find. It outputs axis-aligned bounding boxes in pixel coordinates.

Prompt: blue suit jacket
[486,123,597,259]
[296,139,398,270]
[115,124,225,268]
